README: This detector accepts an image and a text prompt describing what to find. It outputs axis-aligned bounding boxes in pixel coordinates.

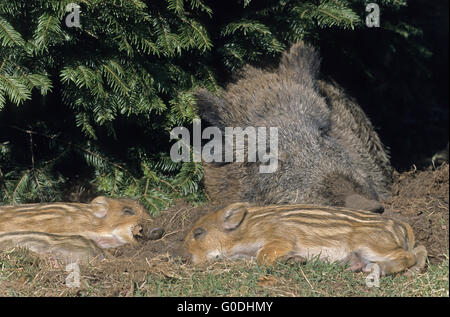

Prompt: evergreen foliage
[0,0,445,213]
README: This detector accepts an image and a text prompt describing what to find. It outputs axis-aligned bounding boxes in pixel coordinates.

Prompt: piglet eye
[122,208,136,215]
[193,227,206,239]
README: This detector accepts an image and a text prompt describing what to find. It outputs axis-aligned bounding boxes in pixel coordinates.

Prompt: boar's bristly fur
[196,42,393,212]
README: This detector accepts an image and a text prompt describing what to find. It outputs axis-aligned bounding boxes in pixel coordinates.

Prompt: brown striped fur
[179,203,427,276]
[0,196,147,250]
[0,232,105,264]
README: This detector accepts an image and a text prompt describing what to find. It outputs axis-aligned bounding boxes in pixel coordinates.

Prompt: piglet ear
[222,202,250,231]
[90,196,109,218]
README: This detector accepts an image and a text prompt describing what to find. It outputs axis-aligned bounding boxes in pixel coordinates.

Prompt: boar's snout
[345,194,384,214]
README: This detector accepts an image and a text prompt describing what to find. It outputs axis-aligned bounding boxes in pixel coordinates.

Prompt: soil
[384,164,449,263]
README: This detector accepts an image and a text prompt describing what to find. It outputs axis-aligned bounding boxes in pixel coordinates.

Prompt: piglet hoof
[346,262,364,272]
[403,266,423,277]
[281,255,307,265]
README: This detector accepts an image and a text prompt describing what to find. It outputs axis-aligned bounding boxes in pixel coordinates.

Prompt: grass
[0,248,448,297]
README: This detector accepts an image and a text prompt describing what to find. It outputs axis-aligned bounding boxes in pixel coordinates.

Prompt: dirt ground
[384,164,449,263]
[0,163,448,296]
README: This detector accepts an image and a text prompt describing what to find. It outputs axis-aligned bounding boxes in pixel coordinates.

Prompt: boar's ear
[222,202,250,231]
[195,89,226,129]
[279,42,320,88]
[90,196,109,218]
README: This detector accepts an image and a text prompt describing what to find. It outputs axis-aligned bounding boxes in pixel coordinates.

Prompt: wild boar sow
[179,203,427,276]
[196,42,393,212]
